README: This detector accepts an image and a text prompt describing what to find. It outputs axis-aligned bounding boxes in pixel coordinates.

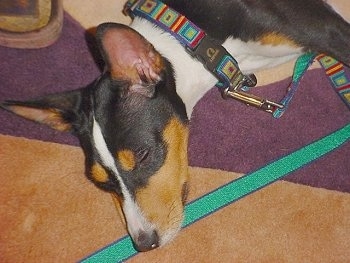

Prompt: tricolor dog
[1,0,350,252]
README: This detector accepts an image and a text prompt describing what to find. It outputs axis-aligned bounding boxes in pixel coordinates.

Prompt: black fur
[164,0,350,66]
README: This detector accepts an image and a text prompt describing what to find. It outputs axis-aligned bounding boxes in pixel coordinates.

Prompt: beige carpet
[1,135,349,262]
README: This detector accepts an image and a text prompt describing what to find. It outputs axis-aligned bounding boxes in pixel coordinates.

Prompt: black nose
[134,230,159,252]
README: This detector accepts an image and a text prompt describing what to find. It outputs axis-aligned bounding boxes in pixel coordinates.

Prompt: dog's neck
[131,18,302,117]
[131,18,217,117]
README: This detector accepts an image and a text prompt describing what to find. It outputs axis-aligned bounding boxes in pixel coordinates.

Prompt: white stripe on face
[92,117,155,240]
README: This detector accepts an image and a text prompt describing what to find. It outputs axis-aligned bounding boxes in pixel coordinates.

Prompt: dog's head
[1,23,189,251]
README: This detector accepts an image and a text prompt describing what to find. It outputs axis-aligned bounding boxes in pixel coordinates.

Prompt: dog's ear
[96,23,165,98]
[0,89,83,132]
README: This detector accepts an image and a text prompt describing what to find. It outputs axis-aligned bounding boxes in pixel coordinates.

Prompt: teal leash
[80,123,350,263]
[273,53,350,117]
[273,52,316,118]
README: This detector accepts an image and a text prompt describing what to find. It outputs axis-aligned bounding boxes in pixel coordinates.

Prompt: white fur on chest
[131,19,302,117]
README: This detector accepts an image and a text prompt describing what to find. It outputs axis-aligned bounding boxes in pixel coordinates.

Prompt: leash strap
[273,54,350,118]
[273,52,316,118]
[80,123,350,263]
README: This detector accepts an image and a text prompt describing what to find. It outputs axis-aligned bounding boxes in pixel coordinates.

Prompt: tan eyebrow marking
[91,162,109,183]
[117,149,136,171]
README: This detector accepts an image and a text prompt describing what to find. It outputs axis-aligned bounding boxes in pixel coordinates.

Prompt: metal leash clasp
[184,30,284,114]
[221,74,284,113]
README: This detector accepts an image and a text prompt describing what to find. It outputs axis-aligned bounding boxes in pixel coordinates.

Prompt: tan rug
[1,135,349,262]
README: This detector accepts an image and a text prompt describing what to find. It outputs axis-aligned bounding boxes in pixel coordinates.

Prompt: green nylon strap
[81,123,350,263]
[273,52,316,118]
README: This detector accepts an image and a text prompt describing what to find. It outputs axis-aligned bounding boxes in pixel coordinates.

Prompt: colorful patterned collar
[122,0,285,113]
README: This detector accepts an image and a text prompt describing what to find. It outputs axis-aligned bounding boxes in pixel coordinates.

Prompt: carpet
[0,0,349,262]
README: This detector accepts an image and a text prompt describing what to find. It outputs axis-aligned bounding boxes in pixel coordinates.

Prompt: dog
[1,0,350,252]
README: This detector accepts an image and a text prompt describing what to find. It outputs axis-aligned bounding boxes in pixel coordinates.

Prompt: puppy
[1,0,350,252]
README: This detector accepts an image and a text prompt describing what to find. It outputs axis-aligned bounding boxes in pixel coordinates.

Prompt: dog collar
[123,0,287,113]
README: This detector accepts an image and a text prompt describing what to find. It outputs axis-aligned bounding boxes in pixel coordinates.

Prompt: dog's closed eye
[117,148,150,171]
[136,148,149,164]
